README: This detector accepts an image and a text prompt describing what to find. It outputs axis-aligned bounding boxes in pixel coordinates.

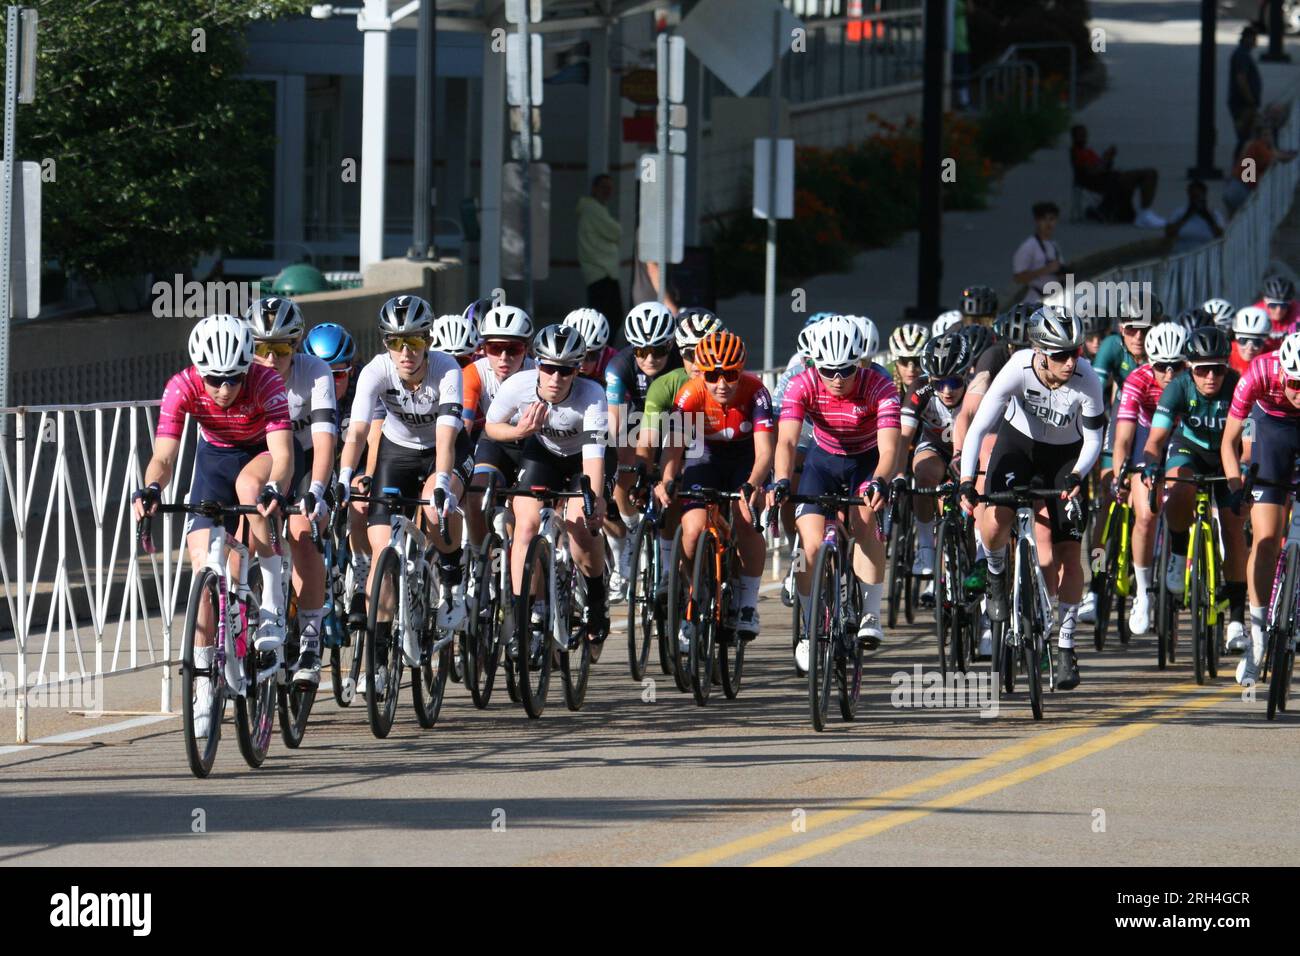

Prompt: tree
[11,1,302,283]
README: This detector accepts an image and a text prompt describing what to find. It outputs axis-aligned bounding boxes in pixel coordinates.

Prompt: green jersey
[1152,369,1239,453]
[1093,333,1142,400]
[642,367,691,424]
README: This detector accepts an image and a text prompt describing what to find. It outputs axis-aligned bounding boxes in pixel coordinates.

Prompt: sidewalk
[718,0,1300,357]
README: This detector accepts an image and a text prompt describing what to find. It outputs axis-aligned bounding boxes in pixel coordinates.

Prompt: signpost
[505,0,543,312]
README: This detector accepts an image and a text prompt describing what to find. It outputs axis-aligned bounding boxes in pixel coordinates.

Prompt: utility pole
[1188,0,1223,180]
[408,0,438,260]
[1262,0,1291,63]
[908,0,946,318]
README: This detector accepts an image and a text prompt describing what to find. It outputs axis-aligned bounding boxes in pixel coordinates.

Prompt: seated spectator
[1224,118,1298,215]
[1070,124,1164,228]
[1163,180,1225,255]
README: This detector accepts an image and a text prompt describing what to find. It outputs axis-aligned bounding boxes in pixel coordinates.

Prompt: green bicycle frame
[1183,487,1227,626]
[1099,500,1135,598]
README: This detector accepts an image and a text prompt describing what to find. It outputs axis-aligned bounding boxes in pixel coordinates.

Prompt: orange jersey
[672,372,774,442]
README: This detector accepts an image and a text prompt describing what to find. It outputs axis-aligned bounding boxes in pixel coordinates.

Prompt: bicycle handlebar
[137,500,282,557]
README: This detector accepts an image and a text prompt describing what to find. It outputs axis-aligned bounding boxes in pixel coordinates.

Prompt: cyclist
[133,315,293,736]
[961,284,998,327]
[933,309,962,338]
[334,295,471,683]
[771,315,903,664]
[656,331,772,640]
[1083,313,1111,361]
[958,322,996,367]
[1231,305,1272,374]
[845,314,882,367]
[564,307,618,382]
[1253,275,1298,344]
[431,312,482,368]
[463,306,535,542]
[485,324,610,660]
[1222,331,1300,685]
[887,322,930,396]
[607,302,683,593]
[1202,297,1235,333]
[244,297,338,686]
[1112,321,1188,635]
[958,306,1105,692]
[1140,326,1248,652]
[638,308,724,594]
[900,331,974,616]
[772,318,824,601]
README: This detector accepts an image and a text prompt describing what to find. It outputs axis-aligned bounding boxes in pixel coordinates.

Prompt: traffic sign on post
[502,161,550,280]
[504,0,542,25]
[638,152,685,265]
[506,33,543,107]
[752,138,794,219]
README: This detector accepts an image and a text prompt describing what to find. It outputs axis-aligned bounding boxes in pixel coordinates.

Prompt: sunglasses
[203,373,245,388]
[1237,336,1266,348]
[485,341,526,358]
[1266,301,1289,309]
[1190,364,1227,377]
[330,366,351,381]
[1120,325,1148,335]
[818,365,857,380]
[539,363,577,378]
[703,368,741,383]
[1046,348,1081,362]
[934,376,965,391]
[254,341,296,358]
[384,335,428,352]
[1287,379,1300,392]
[635,345,671,360]
[1153,361,1184,374]
[896,357,921,369]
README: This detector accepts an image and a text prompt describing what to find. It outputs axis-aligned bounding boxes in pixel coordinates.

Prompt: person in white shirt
[1012,202,1067,306]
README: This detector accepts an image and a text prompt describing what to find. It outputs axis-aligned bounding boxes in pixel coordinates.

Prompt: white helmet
[811,315,864,367]
[430,313,480,358]
[532,324,587,367]
[1029,305,1084,350]
[624,301,676,348]
[244,296,304,341]
[674,308,723,349]
[843,314,879,359]
[479,305,533,340]
[562,308,610,352]
[189,314,254,377]
[1202,298,1234,330]
[378,294,435,336]
[796,323,820,361]
[932,310,962,337]
[1233,305,1271,338]
[1279,332,1300,378]
[889,323,930,360]
[1144,321,1187,364]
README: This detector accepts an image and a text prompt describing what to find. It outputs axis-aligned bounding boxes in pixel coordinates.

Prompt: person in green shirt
[1139,326,1248,650]
[577,175,624,331]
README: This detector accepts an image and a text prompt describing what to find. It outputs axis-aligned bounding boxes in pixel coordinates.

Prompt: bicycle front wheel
[1094,507,1119,652]
[1267,546,1299,719]
[411,575,451,729]
[365,547,404,738]
[516,535,555,719]
[181,569,225,778]
[1191,522,1208,685]
[665,525,693,693]
[688,533,719,706]
[807,542,839,731]
[838,560,864,721]
[1018,538,1044,721]
[560,560,592,712]
[626,518,656,681]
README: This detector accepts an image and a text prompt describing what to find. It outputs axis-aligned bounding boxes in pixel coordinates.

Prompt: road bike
[464,471,510,709]
[885,476,917,627]
[1092,465,1141,651]
[1248,474,1299,719]
[320,489,366,709]
[913,481,978,676]
[620,464,673,681]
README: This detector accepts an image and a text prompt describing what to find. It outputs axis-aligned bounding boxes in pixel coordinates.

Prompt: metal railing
[974,57,1039,113]
[1080,99,1300,313]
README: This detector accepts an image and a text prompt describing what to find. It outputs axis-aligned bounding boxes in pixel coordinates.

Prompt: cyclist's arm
[1142,424,1172,465]
[431,357,466,485]
[774,418,803,484]
[876,426,903,482]
[308,360,338,488]
[363,419,383,479]
[339,363,382,477]
[267,429,295,491]
[1112,420,1136,474]
[951,372,987,460]
[581,396,609,518]
[143,436,181,491]
[750,429,775,490]
[959,369,1013,481]
[1221,415,1246,484]
[1072,369,1108,478]
[659,442,686,489]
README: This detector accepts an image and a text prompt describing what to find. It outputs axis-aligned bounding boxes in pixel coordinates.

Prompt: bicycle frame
[204,525,282,697]
[1007,505,1054,658]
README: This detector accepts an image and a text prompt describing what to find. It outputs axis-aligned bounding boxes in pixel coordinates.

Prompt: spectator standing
[1012,201,1067,306]
[577,174,625,327]
[1163,180,1225,254]
[1229,26,1263,159]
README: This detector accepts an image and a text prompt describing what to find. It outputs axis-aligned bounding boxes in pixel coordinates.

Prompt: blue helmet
[302,322,356,365]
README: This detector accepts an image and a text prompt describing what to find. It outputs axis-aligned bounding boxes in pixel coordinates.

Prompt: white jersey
[283,353,337,451]
[349,351,464,451]
[465,354,535,420]
[960,349,1106,479]
[486,370,608,460]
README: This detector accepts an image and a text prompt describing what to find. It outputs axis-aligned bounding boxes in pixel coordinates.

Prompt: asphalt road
[1,584,1296,867]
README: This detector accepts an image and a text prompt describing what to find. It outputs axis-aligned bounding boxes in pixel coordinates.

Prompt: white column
[586,24,611,179]
[358,0,391,273]
[479,30,505,295]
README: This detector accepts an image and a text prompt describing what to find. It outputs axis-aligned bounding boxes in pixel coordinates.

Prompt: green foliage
[11,1,301,282]
[975,80,1073,166]
[967,0,1096,81]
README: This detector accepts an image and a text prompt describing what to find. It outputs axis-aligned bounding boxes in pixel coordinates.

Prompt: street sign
[677,0,799,97]
[668,129,686,154]
[506,33,543,107]
[752,138,795,219]
[502,162,550,280]
[504,0,542,25]
[620,69,658,106]
[17,8,35,105]
[638,152,685,265]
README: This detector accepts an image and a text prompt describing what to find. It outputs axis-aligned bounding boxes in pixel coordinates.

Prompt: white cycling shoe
[795,638,810,672]
[1076,592,1097,624]
[1127,595,1151,636]
[912,546,935,577]
[254,608,286,652]
[978,626,992,659]
[359,665,387,698]
[1165,558,1185,597]
[1226,621,1247,652]
[608,571,629,605]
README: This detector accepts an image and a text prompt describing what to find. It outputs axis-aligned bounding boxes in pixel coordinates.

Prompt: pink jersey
[779,365,901,455]
[157,364,291,448]
[1229,351,1300,420]
[1252,297,1300,348]
[1116,363,1164,427]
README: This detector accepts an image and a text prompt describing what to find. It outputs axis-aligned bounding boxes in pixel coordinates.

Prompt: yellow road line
[750,686,1235,867]
[665,683,1203,867]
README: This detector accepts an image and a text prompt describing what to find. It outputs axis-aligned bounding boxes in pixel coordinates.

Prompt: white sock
[916,520,935,552]
[194,644,213,670]
[350,549,370,576]
[985,546,1006,575]
[1134,565,1151,601]
[1250,605,1266,645]
[975,527,988,562]
[861,581,883,619]
[1058,602,1078,649]
[739,575,761,609]
[298,606,326,652]
[260,559,285,615]
[620,510,641,533]
[799,591,812,634]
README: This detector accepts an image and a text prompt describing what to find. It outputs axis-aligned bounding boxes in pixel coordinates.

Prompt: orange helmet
[695,331,746,372]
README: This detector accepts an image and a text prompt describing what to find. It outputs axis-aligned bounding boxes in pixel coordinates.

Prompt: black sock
[1226,581,1247,623]
[1170,529,1190,554]
[585,574,606,613]
[437,548,464,586]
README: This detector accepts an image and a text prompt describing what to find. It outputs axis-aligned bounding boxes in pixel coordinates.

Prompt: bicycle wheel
[996,620,1014,695]
[934,517,953,676]
[719,552,746,700]
[1154,515,1172,671]
[626,518,656,681]
[233,577,276,769]
[278,641,316,750]
[180,569,225,778]
[329,618,364,709]
[1267,547,1298,719]
[1093,508,1120,652]
[466,534,503,709]
[1207,522,1222,680]
[838,556,864,721]
[516,535,555,719]
[1018,538,1044,721]
[664,525,693,693]
[560,559,592,712]
[791,584,806,677]
[887,501,907,628]
[411,572,451,728]
[901,502,917,626]
[365,547,404,739]
[807,541,839,731]
[1190,522,1207,685]
[688,532,719,706]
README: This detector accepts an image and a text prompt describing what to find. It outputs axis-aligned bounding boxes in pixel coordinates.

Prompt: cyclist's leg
[1127,421,1156,606]
[287,446,328,670]
[912,446,945,565]
[1161,453,1197,592]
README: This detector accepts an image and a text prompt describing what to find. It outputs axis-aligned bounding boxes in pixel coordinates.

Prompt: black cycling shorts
[1248,412,1300,506]
[368,431,474,527]
[985,426,1086,544]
